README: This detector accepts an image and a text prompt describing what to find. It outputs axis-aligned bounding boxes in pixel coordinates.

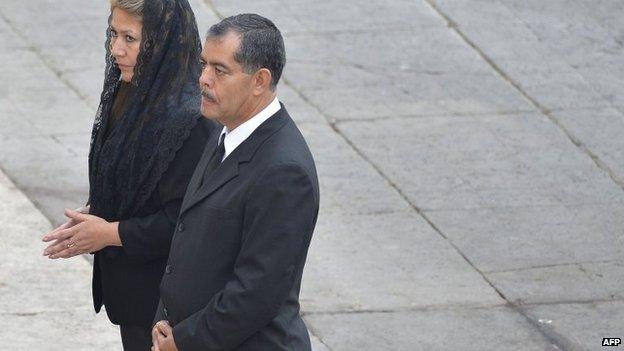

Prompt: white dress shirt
[218,96,281,161]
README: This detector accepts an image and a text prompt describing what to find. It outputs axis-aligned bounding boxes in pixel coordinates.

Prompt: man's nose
[199,68,214,88]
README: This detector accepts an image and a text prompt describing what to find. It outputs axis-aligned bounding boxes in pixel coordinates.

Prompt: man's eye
[199,61,206,69]
[126,35,136,42]
[215,67,225,75]
[110,29,118,37]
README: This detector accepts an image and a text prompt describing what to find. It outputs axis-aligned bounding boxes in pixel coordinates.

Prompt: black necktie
[199,133,225,188]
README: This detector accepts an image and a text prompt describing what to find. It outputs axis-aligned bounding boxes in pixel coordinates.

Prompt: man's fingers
[157,333,167,348]
[155,321,172,336]
[152,325,163,351]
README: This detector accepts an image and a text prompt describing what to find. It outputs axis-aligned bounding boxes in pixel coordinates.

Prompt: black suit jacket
[155,105,319,351]
[92,118,216,326]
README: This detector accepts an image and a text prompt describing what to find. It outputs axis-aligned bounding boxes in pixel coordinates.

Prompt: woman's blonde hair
[110,0,144,18]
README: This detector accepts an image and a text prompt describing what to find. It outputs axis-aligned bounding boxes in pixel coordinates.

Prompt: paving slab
[550,107,624,180]
[488,261,624,305]
[305,306,558,351]
[6,157,90,226]
[523,301,624,351]
[283,0,443,32]
[0,169,118,350]
[0,100,40,138]
[426,204,624,274]
[431,1,618,111]
[284,27,489,76]
[301,211,503,313]
[279,84,327,125]
[299,122,412,215]
[516,72,611,110]
[208,0,309,34]
[0,14,27,50]
[337,114,624,211]
[576,62,624,107]
[428,0,523,25]
[61,67,107,107]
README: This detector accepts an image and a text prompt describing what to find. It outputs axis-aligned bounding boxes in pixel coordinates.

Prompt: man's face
[199,31,254,126]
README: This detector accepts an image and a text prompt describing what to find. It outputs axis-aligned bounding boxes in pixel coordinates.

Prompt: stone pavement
[1,0,623,350]
[0,168,119,349]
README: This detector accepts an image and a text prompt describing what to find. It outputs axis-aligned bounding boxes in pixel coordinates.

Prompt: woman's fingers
[65,208,94,223]
[43,238,74,257]
[42,220,73,242]
[42,226,76,243]
[76,205,90,214]
[43,226,79,256]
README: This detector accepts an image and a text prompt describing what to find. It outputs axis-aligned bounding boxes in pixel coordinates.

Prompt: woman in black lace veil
[42,0,216,348]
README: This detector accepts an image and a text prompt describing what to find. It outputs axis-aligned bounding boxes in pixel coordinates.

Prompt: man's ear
[252,68,273,95]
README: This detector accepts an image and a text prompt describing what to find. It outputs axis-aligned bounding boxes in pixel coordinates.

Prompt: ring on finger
[67,241,76,248]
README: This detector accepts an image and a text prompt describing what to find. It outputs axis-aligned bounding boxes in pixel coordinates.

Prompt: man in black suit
[151,14,320,351]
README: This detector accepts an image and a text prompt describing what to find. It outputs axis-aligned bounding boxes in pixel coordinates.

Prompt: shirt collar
[219,96,281,160]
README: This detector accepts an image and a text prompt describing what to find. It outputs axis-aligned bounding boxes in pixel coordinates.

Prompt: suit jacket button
[165,265,173,274]
[177,222,185,232]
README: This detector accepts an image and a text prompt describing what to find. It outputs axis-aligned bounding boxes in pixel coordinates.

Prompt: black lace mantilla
[88,0,202,221]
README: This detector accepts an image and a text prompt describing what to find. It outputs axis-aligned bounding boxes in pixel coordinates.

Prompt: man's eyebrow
[206,59,231,71]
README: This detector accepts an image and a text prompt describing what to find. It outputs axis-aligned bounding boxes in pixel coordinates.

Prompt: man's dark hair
[208,14,286,90]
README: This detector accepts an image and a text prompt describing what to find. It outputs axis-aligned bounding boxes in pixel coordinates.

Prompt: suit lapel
[179,131,220,212]
[180,155,239,214]
[180,105,291,215]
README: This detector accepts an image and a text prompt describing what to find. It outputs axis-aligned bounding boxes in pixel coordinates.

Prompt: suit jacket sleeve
[117,119,214,263]
[172,162,319,351]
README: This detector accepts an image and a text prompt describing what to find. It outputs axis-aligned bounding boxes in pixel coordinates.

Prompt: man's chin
[200,107,219,120]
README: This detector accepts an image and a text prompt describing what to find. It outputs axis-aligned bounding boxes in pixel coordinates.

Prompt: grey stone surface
[61,67,107,107]
[299,122,412,215]
[0,15,26,50]
[0,101,40,138]
[2,0,624,349]
[277,83,327,125]
[550,107,624,180]
[284,0,443,32]
[1,310,119,351]
[0,169,118,349]
[301,211,502,313]
[426,204,624,272]
[488,261,624,305]
[338,114,624,210]
[305,306,558,351]
[523,301,624,351]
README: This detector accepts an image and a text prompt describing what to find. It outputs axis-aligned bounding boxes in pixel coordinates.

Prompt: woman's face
[110,7,142,82]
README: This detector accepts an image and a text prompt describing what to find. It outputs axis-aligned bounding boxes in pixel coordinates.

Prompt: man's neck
[224,93,276,132]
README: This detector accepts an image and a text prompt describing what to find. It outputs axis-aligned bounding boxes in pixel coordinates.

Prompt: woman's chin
[120,74,133,83]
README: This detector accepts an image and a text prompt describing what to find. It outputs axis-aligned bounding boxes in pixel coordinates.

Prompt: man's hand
[152,321,178,351]
[42,208,119,259]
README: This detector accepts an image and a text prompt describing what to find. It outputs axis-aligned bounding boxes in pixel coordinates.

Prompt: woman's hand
[42,208,120,259]
[42,205,90,239]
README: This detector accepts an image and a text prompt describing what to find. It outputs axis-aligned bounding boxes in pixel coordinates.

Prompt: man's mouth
[202,91,216,103]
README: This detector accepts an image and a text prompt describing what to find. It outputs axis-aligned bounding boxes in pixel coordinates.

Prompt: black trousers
[120,324,152,351]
